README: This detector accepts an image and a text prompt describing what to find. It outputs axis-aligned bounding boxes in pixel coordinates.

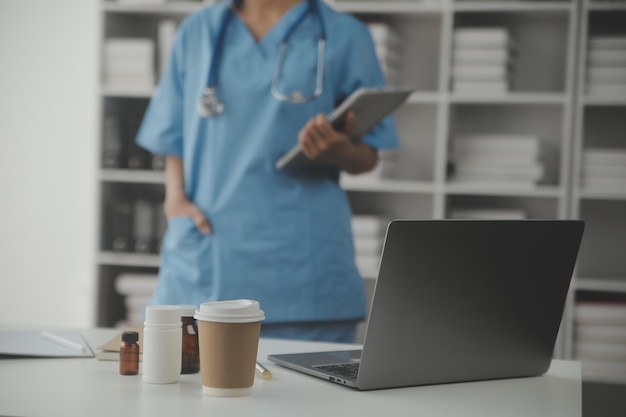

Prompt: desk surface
[0,328,581,417]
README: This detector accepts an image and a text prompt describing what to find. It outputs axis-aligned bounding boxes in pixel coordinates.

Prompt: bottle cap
[145,305,181,323]
[180,305,198,317]
[121,331,139,343]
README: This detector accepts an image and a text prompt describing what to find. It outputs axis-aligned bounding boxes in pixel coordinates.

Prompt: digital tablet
[275,86,414,170]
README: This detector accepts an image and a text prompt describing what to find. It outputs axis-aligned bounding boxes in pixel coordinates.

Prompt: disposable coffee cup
[194,299,265,397]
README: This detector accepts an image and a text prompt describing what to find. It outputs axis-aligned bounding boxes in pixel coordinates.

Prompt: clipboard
[275,86,414,170]
[0,330,94,358]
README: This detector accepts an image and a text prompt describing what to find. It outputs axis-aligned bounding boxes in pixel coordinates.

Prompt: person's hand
[298,111,357,165]
[163,193,212,235]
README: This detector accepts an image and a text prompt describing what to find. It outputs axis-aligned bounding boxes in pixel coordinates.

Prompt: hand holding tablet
[275,86,414,170]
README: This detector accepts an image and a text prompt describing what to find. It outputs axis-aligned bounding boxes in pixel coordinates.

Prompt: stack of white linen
[450,134,544,188]
[115,273,158,326]
[451,27,514,94]
[574,301,626,376]
[352,215,387,279]
[104,38,155,87]
[581,148,626,193]
[449,208,527,220]
[587,36,626,100]
[367,22,402,84]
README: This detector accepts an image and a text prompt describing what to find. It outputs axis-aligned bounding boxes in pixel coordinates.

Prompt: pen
[255,361,272,380]
[40,331,86,353]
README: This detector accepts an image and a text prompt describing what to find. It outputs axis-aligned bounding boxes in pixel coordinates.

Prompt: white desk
[0,328,581,417]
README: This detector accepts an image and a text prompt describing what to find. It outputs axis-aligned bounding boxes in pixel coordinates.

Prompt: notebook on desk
[268,219,585,390]
[0,331,93,358]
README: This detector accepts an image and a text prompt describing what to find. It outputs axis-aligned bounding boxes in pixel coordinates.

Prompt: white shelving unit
[569,0,626,385]
[96,0,624,384]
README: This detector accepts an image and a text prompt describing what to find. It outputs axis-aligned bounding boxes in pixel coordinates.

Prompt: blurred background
[1,0,625,414]
[0,0,99,327]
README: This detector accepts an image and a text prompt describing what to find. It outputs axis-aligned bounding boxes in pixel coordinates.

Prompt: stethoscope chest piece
[198,87,224,118]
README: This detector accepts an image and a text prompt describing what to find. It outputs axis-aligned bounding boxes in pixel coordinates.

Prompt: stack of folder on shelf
[115,273,158,327]
[451,27,514,94]
[586,36,626,100]
[107,199,133,252]
[341,150,397,185]
[581,148,626,193]
[574,301,626,374]
[102,111,125,169]
[448,208,527,220]
[352,215,387,279]
[133,199,166,254]
[450,134,544,188]
[367,22,402,84]
[106,198,166,254]
[104,38,155,87]
[102,107,161,170]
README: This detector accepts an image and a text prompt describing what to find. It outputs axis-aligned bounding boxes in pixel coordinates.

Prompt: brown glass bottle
[180,306,200,374]
[119,331,140,376]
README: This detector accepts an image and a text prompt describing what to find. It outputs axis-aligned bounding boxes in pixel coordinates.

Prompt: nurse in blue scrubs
[136,0,399,342]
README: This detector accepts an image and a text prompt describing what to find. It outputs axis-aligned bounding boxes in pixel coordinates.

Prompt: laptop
[268,219,585,390]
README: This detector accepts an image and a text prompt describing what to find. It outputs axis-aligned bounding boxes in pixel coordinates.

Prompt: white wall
[0,0,100,327]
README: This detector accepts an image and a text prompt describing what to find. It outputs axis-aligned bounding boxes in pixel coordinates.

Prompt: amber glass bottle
[180,306,200,374]
[119,331,140,376]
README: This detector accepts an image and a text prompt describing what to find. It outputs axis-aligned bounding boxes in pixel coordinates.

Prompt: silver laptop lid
[356,220,584,390]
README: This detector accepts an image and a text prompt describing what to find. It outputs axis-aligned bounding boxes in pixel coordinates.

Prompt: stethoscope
[198,0,327,118]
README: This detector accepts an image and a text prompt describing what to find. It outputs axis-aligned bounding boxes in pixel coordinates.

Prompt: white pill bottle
[142,305,182,384]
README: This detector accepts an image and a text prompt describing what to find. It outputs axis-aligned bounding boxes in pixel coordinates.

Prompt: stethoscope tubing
[199,0,326,117]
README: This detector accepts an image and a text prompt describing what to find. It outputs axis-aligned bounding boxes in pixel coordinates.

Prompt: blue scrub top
[136,0,399,323]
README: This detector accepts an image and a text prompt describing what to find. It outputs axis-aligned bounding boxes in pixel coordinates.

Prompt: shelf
[587,2,626,11]
[95,0,612,361]
[102,1,206,15]
[448,93,568,104]
[578,189,626,201]
[100,88,442,103]
[98,251,160,268]
[341,178,436,194]
[101,86,439,102]
[407,92,440,104]
[100,171,436,191]
[453,1,574,13]
[444,183,564,198]
[332,0,574,13]
[99,92,570,108]
[102,84,154,98]
[98,249,380,280]
[331,1,444,14]
[582,361,626,385]
[576,277,626,294]
[100,169,165,184]
[583,97,626,107]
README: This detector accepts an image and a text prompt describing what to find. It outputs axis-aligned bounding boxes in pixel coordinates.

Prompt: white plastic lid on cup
[145,305,181,324]
[194,299,265,323]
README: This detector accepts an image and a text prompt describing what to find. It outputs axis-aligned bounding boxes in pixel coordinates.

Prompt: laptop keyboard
[314,362,360,380]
